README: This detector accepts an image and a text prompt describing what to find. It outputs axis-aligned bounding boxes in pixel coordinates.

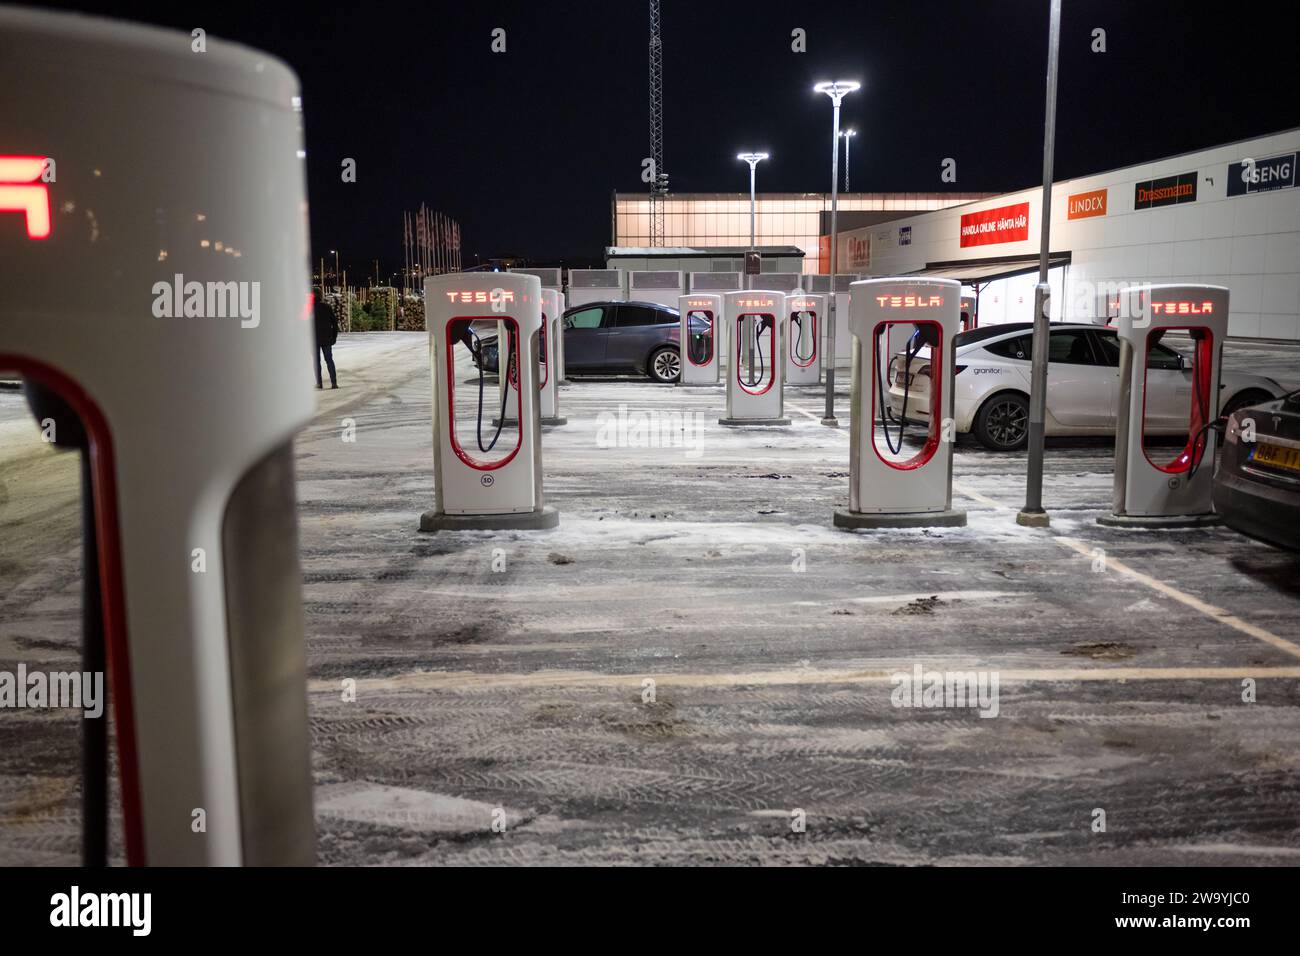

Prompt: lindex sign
[1228,152,1297,197]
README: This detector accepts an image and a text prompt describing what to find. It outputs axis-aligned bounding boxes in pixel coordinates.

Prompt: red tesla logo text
[445,290,514,304]
[876,294,944,308]
[0,156,51,239]
[1151,301,1213,315]
[737,298,774,308]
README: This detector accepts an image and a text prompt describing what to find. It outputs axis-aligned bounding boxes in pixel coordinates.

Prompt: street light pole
[1018,0,1062,528]
[736,153,768,249]
[737,153,768,373]
[841,128,857,192]
[815,80,860,426]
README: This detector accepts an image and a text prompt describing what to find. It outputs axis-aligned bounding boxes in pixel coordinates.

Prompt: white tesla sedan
[885,322,1287,451]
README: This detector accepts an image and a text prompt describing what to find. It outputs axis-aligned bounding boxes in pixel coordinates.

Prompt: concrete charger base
[718,417,792,427]
[1096,512,1222,529]
[420,505,559,532]
[834,508,968,530]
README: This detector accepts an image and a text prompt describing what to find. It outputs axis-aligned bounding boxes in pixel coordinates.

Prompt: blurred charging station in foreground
[0,8,316,865]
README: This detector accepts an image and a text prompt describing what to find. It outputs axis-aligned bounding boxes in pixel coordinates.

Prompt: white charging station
[496,286,565,427]
[422,272,558,531]
[960,293,978,332]
[677,293,722,386]
[835,278,966,529]
[785,292,825,386]
[0,8,316,865]
[1099,284,1229,528]
[555,290,568,384]
[720,290,789,426]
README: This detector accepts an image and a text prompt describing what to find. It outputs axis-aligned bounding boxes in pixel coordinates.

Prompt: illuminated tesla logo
[445,290,514,304]
[1151,301,1214,315]
[736,298,775,308]
[0,156,51,239]
[875,294,944,308]
[684,299,714,307]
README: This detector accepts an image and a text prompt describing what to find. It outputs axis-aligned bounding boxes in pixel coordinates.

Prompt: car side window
[615,305,664,327]
[566,307,605,329]
[1048,331,1098,365]
[1147,341,1185,371]
[1091,331,1121,367]
[984,335,1030,360]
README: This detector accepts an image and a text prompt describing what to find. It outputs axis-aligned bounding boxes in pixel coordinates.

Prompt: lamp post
[1017,0,1062,529]
[736,152,768,249]
[737,153,769,373]
[814,80,860,426]
[328,249,340,294]
[840,128,857,191]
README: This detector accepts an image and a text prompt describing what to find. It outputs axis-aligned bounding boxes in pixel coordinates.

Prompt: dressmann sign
[1228,152,1297,196]
[1133,171,1197,209]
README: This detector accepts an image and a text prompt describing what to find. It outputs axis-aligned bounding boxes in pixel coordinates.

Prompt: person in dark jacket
[313,291,339,389]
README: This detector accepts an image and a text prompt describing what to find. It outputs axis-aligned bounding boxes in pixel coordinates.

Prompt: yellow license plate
[1253,442,1300,472]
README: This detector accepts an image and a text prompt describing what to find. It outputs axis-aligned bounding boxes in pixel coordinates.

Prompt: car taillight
[1224,414,1239,446]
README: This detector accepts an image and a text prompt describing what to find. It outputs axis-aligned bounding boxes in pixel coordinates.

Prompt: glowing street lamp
[814,80,861,426]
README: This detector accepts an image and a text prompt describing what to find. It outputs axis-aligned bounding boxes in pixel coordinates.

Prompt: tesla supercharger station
[960,293,978,332]
[422,272,558,532]
[834,278,967,529]
[497,286,565,426]
[1098,284,1229,528]
[719,290,790,426]
[555,290,568,384]
[0,9,316,865]
[785,293,825,386]
[677,293,722,386]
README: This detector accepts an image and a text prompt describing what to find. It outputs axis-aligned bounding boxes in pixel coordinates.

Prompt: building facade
[837,127,1300,340]
[613,192,993,275]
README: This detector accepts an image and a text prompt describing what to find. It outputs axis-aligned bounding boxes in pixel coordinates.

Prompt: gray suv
[474,300,688,383]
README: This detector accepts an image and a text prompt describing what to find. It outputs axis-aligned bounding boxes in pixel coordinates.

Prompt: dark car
[475,301,696,384]
[1213,389,1300,551]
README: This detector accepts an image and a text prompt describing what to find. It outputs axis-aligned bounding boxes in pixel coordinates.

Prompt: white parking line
[787,400,1300,663]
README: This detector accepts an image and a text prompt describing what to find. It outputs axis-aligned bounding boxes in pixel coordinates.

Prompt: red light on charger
[445,290,515,304]
[1151,300,1213,315]
[0,156,51,239]
[875,294,944,308]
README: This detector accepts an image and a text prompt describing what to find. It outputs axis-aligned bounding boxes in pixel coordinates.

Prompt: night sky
[34,0,1300,276]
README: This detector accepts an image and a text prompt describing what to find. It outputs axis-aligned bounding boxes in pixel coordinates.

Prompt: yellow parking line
[787,401,1300,663]
[1053,535,1300,660]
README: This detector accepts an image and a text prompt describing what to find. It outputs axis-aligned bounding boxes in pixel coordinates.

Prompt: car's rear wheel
[649,347,680,383]
[1221,389,1274,418]
[973,392,1030,451]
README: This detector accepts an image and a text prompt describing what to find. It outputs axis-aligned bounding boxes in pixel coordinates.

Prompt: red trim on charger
[870,320,943,471]
[0,354,145,865]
